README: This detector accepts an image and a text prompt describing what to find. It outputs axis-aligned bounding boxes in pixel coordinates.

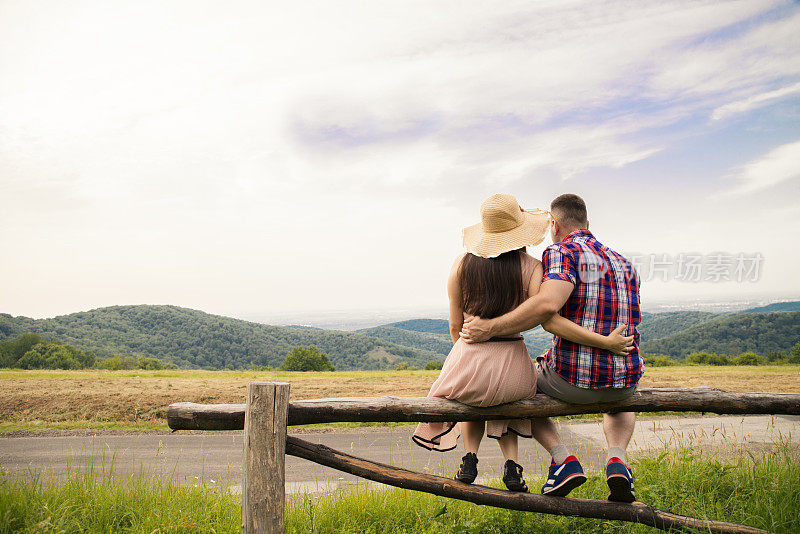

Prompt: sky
[1,0,799,321]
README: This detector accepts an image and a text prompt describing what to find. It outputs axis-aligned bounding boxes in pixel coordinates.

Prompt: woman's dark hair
[459,248,525,319]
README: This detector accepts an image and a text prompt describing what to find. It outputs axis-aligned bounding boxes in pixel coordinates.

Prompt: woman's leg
[462,421,485,454]
[497,432,518,462]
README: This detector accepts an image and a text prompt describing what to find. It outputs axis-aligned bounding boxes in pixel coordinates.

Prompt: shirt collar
[563,228,592,241]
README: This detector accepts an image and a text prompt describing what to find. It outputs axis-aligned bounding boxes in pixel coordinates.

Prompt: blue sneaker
[606,457,635,502]
[541,455,586,497]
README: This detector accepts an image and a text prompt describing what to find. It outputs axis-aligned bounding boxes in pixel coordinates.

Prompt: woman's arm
[528,263,633,355]
[447,254,466,344]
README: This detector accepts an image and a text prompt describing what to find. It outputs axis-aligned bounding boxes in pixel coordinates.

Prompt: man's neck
[558,227,587,243]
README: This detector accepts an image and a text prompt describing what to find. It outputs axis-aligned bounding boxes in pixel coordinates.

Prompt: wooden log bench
[168,384,800,533]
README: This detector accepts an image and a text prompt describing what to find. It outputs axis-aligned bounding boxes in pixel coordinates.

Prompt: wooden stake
[242,382,289,534]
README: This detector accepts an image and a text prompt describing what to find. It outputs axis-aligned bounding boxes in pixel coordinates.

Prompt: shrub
[733,352,764,366]
[707,353,731,365]
[15,341,95,370]
[790,342,800,364]
[424,361,444,370]
[102,356,123,370]
[643,354,676,367]
[764,350,787,362]
[1,333,42,368]
[686,352,729,365]
[686,352,711,365]
[281,346,335,372]
[100,354,174,370]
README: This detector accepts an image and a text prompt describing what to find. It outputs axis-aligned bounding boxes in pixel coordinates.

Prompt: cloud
[711,81,800,122]
[724,139,800,195]
[2,0,800,316]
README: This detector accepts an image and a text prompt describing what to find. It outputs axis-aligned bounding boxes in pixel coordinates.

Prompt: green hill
[637,311,718,341]
[641,311,800,358]
[374,318,554,358]
[742,301,800,313]
[382,310,800,360]
[357,326,453,355]
[386,318,450,335]
[0,305,443,371]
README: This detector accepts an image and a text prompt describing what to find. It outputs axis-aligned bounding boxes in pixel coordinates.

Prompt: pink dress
[412,253,539,452]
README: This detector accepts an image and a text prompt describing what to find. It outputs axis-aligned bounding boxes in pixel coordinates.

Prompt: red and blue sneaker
[541,455,586,497]
[606,457,635,502]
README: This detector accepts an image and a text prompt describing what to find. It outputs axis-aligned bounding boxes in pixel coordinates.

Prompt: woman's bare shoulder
[451,252,467,270]
[521,251,542,267]
[448,253,467,280]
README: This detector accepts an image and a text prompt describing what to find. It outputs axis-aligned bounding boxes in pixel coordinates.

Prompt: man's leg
[603,411,636,502]
[533,361,574,463]
[531,417,569,464]
[533,361,587,496]
[603,411,635,462]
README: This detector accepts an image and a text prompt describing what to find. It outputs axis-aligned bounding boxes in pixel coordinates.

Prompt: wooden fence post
[242,381,290,534]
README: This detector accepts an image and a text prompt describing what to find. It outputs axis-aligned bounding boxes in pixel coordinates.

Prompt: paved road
[1,415,796,494]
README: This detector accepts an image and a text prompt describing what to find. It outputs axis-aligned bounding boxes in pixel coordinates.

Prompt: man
[460,193,643,502]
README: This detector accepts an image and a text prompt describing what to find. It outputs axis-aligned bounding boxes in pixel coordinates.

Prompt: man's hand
[460,315,494,343]
[606,324,635,355]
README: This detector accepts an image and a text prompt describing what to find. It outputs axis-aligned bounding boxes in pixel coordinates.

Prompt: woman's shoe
[502,460,529,492]
[455,452,478,483]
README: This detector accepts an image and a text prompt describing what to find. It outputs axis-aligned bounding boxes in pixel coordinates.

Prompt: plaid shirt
[542,229,643,389]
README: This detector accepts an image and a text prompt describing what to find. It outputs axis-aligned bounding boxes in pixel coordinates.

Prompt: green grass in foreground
[1,443,798,533]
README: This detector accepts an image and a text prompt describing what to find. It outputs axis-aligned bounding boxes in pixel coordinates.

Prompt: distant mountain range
[365,305,800,360]
[640,311,800,357]
[0,305,443,371]
[1,301,798,369]
[357,320,554,359]
[740,301,800,313]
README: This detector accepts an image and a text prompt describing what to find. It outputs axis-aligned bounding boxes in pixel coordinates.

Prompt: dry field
[1,366,798,432]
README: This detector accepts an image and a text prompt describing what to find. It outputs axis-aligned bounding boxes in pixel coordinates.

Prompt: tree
[764,350,787,362]
[281,346,335,372]
[789,342,800,364]
[424,361,444,370]
[643,355,675,367]
[102,356,123,370]
[15,341,95,370]
[686,352,729,366]
[733,352,763,366]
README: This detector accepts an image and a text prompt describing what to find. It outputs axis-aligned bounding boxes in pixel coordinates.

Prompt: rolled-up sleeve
[542,245,577,285]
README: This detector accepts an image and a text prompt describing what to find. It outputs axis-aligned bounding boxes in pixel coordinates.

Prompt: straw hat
[462,194,551,258]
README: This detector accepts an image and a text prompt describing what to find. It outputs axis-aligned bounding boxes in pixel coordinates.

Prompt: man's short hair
[550,194,588,227]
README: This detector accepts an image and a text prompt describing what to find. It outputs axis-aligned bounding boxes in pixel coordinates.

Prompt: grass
[2,441,798,533]
[1,366,799,433]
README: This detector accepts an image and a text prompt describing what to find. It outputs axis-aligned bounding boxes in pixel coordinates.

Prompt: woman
[411,193,633,492]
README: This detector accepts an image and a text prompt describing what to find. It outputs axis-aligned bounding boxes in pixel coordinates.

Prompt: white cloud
[711,81,800,121]
[1,0,800,317]
[724,140,800,196]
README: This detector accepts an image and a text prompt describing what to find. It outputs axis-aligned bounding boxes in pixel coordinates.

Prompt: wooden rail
[167,384,795,533]
[167,387,800,430]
